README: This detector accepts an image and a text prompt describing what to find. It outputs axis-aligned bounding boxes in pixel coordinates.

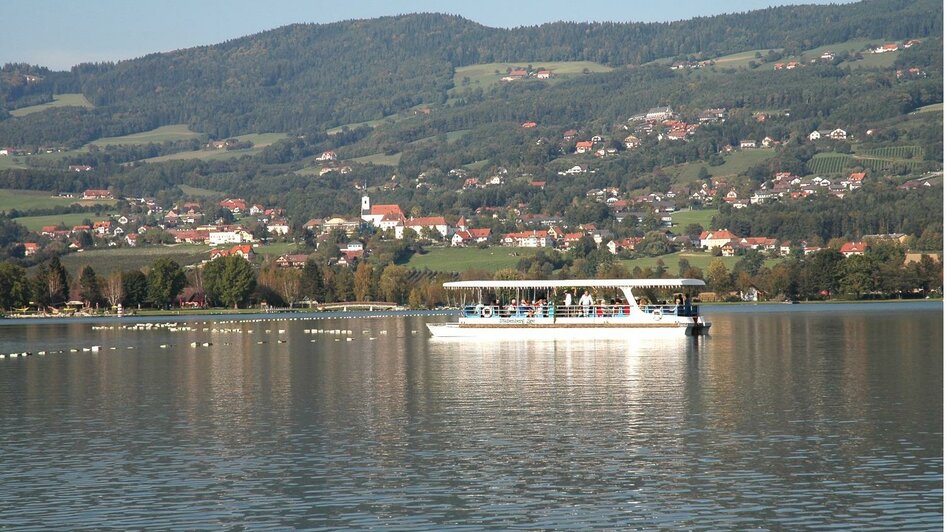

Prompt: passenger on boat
[579,290,594,317]
[563,291,574,316]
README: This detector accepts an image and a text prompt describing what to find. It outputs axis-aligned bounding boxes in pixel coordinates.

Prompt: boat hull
[427,319,711,338]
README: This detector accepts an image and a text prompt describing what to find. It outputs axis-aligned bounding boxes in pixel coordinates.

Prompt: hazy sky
[4,0,857,70]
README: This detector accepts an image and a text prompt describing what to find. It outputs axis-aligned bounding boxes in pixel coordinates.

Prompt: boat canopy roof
[443,279,705,290]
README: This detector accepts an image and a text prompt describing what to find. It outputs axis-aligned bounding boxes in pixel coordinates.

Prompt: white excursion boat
[427,278,711,338]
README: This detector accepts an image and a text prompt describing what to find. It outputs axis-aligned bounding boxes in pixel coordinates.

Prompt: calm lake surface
[0,303,941,529]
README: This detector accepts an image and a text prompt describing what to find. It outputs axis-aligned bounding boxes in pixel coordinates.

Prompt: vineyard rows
[858,146,923,159]
[808,153,925,175]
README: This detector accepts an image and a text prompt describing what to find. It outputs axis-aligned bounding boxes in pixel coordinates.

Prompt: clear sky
[3,0,857,70]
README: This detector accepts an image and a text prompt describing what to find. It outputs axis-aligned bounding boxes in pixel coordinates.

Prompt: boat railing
[461,303,700,319]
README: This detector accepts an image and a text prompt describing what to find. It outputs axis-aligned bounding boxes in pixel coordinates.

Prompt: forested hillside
[0,0,940,142]
[0,0,939,244]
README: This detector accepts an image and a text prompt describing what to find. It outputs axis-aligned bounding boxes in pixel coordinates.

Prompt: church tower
[361,195,370,216]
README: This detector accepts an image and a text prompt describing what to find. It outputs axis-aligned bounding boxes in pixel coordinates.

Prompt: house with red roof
[502,230,553,248]
[451,228,491,247]
[360,195,405,227]
[607,237,642,255]
[275,254,310,269]
[82,189,112,200]
[22,242,40,256]
[873,43,899,53]
[575,140,594,154]
[840,242,867,256]
[561,232,585,250]
[845,172,866,190]
[93,220,112,235]
[219,198,247,214]
[740,237,779,252]
[209,244,255,261]
[699,229,738,250]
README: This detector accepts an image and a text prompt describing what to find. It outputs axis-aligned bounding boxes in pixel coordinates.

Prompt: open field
[349,152,402,166]
[462,159,490,172]
[0,157,28,170]
[9,93,94,117]
[671,149,776,181]
[232,132,287,147]
[144,147,264,163]
[179,184,224,198]
[671,209,718,230]
[802,38,876,58]
[406,246,541,273]
[620,251,779,273]
[408,129,471,147]
[58,245,209,276]
[326,112,419,135]
[88,124,203,147]
[842,51,899,69]
[711,49,782,69]
[0,189,116,212]
[913,103,943,114]
[13,211,117,231]
[451,61,612,94]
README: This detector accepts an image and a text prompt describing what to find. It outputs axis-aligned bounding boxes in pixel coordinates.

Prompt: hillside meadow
[9,93,94,117]
[13,211,117,231]
[87,124,203,147]
[0,189,116,212]
[451,61,613,95]
[406,246,541,273]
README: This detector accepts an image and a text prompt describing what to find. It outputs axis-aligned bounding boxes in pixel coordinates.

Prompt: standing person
[579,290,594,317]
[564,290,573,316]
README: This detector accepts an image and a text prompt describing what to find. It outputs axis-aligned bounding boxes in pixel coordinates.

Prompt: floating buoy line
[1,312,429,359]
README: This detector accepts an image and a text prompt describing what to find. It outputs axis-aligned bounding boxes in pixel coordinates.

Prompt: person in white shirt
[564,290,573,315]
[578,290,594,317]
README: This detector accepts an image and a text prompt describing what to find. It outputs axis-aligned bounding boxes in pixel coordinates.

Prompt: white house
[502,230,553,248]
[208,229,254,246]
[405,216,451,239]
[699,229,738,250]
[267,220,291,235]
[645,106,674,121]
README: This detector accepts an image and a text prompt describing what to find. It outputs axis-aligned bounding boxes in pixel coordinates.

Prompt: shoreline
[0,299,941,326]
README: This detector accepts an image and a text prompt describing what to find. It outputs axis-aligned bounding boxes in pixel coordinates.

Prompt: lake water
[0,303,941,529]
